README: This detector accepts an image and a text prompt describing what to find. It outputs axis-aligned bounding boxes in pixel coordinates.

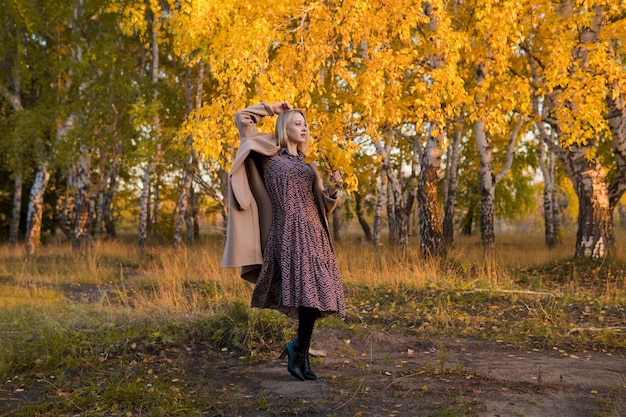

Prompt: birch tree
[1,0,77,253]
[524,0,626,257]
[442,116,464,245]
[173,63,203,250]
[1,0,31,245]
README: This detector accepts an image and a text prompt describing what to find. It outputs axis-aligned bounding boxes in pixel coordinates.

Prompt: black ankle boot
[279,336,306,381]
[301,347,317,381]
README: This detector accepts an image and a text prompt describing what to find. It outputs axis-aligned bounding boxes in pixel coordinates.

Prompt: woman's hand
[329,170,343,187]
[270,102,292,114]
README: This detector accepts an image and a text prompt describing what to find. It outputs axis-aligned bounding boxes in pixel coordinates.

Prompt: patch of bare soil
[203,327,626,417]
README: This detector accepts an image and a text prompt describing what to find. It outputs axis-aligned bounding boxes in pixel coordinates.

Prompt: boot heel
[280,339,305,381]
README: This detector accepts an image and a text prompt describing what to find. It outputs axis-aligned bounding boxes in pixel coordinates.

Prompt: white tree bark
[418,125,446,257]
[25,162,50,255]
[443,118,463,246]
[475,114,523,250]
[174,63,203,249]
[372,169,387,247]
[138,7,161,250]
[374,134,409,247]
[72,144,92,248]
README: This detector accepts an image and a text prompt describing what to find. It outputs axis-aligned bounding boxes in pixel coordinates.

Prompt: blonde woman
[222,102,345,381]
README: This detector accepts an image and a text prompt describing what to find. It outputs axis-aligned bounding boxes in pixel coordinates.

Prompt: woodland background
[2,2,626,415]
[1,0,625,258]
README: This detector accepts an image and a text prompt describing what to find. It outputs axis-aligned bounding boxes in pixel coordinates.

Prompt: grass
[0,230,625,416]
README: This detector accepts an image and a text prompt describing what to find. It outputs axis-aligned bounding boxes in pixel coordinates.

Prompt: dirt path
[207,328,626,416]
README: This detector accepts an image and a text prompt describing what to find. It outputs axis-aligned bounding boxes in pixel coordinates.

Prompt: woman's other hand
[329,170,343,187]
[270,102,292,114]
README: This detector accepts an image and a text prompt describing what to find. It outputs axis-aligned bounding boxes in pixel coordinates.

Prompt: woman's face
[286,112,309,146]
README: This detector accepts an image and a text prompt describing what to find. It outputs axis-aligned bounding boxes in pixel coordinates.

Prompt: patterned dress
[250,148,346,318]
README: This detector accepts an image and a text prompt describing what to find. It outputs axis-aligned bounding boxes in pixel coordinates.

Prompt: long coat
[221,103,338,283]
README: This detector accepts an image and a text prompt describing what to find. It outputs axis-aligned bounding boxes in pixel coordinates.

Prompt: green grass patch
[0,234,624,415]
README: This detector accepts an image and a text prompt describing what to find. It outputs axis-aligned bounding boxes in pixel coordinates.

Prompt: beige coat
[221,103,338,283]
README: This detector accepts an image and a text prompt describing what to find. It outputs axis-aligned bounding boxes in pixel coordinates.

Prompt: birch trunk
[386,177,396,246]
[9,173,22,245]
[574,161,614,257]
[529,46,565,249]
[25,162,51,255]
[475,115,523,250]
[373,170,387,247]
[185,188,194,245]
[555,5,615,257]
[443,120,463,245]
[606,93,626,212]
[138,155,157,250]
[174,63,203,249]
[418,129,446,257]
[3,59,24,246]
[94,159,105,241]
[173,80,194,248]
[174,156,194,250]
[475,118,496,249]
[406,136,421,239]
[536,121,561,248]
[539,142,559,248]
[559,145,614,257]
[415,1,445,256]
[102,166,118,239]
[72,145,92,248]
[152,175,161,235]
[59,168,74,239]
[138,7,161,250]
[190,186,200,240]
[25,115,75,253]
[405,154,419,239]
[354,192,372,242]
[375,136,408,247]
[102,135,122,240]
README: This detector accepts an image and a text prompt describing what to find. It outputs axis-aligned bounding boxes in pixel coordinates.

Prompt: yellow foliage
[160,0,623,190]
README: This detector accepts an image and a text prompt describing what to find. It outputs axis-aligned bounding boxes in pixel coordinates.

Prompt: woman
[222,101,345,381]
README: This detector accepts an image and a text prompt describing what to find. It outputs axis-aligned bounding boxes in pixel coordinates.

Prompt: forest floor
[2,239,626,416]
[191,326,626,417]
[4,317,625,417]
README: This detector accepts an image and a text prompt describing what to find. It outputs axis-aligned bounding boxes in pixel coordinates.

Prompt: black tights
[297,307,320,345]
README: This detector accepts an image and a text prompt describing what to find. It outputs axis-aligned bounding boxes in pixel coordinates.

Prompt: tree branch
[567,327,626,335]
[0,85,23,111]
[494,116,524,184]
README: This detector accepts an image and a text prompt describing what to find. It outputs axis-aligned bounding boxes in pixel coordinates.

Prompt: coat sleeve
[229,103,278,211]
[235,103,275,140]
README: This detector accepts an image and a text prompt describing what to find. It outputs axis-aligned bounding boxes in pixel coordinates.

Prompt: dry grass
[0,239,142,286]
[1,230,624,313]
[0,231,624,416]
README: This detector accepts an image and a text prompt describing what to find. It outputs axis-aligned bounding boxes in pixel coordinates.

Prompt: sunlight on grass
[131,242,253,316]
[0,240,143,286]
[1,232,624,416]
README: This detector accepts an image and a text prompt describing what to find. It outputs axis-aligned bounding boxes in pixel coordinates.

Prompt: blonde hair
[275,109,310,154]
